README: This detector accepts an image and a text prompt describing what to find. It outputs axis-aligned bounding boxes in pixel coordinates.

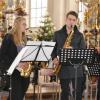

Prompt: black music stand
[87,62,100,76]
[7,41,55,100]
[7,46,29,100]
[59,48,95,100]
[87,50,100,76]
[22,41,55,100]
[86,56,100,100]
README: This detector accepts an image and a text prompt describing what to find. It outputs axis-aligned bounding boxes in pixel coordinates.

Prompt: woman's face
[20,19,26,33]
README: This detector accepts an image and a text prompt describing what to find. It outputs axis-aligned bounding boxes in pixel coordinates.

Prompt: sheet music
[26,41,55,46]
[22,41,55,61]
[7,46,29,75]
[26,41,41,46]
[7,41,55,75]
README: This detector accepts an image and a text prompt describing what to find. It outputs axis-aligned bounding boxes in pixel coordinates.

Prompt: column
[48,0,65,30]
[65,0,79,13]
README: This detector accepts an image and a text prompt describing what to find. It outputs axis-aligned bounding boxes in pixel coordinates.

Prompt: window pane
[30,18,36,27]
[42,8,47,16]
[42,0,47,7]
[36,18,41,26]
[37,0,42,8]
[31,9,37,17]
[30,0,47,27]
[37,9,42,17]
[31,0,37,8]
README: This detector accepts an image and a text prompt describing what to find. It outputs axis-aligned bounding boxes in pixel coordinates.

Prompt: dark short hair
[66,11,78,19]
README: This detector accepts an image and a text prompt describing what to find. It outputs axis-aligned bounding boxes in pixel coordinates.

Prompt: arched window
[29,0,47,27]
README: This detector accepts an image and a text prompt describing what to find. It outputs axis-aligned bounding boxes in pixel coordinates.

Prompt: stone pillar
[48,0,65,30]
[65,0,79,13]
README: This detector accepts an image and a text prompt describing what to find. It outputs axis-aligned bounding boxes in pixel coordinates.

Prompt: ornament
[0,0,6,11]
[0,11,3,18]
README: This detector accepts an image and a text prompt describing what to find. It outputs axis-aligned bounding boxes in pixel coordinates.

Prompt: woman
[0,16,30,100]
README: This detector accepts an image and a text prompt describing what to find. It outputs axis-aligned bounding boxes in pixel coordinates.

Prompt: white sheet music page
[7,46,29,75]
[21,41,55,61]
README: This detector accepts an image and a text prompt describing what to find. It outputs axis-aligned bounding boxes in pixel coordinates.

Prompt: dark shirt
[0,34,18,71]
[51,25,86,79]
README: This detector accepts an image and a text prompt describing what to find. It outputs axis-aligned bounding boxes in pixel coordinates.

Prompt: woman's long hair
[11,16,26,45]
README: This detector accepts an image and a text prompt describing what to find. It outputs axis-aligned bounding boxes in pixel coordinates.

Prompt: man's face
[66,15,77,28]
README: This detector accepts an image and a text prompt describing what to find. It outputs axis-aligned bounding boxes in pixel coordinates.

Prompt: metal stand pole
[32,64,39,100]
[74,64,78,100]
[84,73,89,100]
[32,83,36,100]
[9,75,12,100]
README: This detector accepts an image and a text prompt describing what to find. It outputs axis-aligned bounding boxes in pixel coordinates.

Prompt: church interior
[0,0,100,100]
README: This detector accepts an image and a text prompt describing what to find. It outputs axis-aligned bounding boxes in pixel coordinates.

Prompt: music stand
[7,46,29,100]
[87,49,100,76]
[86,57,100,100]
[87,62,100,76]
[59,48,95,100]
[7,41,55,100]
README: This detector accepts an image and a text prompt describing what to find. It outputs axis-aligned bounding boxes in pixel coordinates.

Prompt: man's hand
[52,57,59,67]
[95,47,100,54]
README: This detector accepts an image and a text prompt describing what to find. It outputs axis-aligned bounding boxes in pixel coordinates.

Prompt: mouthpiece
[71,25,74,28]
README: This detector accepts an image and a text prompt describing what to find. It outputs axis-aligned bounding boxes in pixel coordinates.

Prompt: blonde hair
[11,16,26,45]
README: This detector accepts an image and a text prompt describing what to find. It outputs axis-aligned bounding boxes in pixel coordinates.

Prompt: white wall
[48,0,79,30]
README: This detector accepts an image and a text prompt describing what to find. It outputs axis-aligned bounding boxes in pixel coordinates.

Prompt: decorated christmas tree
[37,13,55,41]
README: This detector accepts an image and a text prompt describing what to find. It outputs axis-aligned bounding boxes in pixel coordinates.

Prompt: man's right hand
[95,47,100,54]
[52,57,59,67]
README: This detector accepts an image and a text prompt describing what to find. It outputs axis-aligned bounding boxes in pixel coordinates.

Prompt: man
[51,11,86,100]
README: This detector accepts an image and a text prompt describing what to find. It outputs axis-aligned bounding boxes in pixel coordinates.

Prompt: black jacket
[0,34,18,71]
[52,25,86,79]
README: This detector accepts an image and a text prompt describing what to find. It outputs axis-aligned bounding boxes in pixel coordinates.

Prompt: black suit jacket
[51,25,86,79]
[0,34,18,71]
